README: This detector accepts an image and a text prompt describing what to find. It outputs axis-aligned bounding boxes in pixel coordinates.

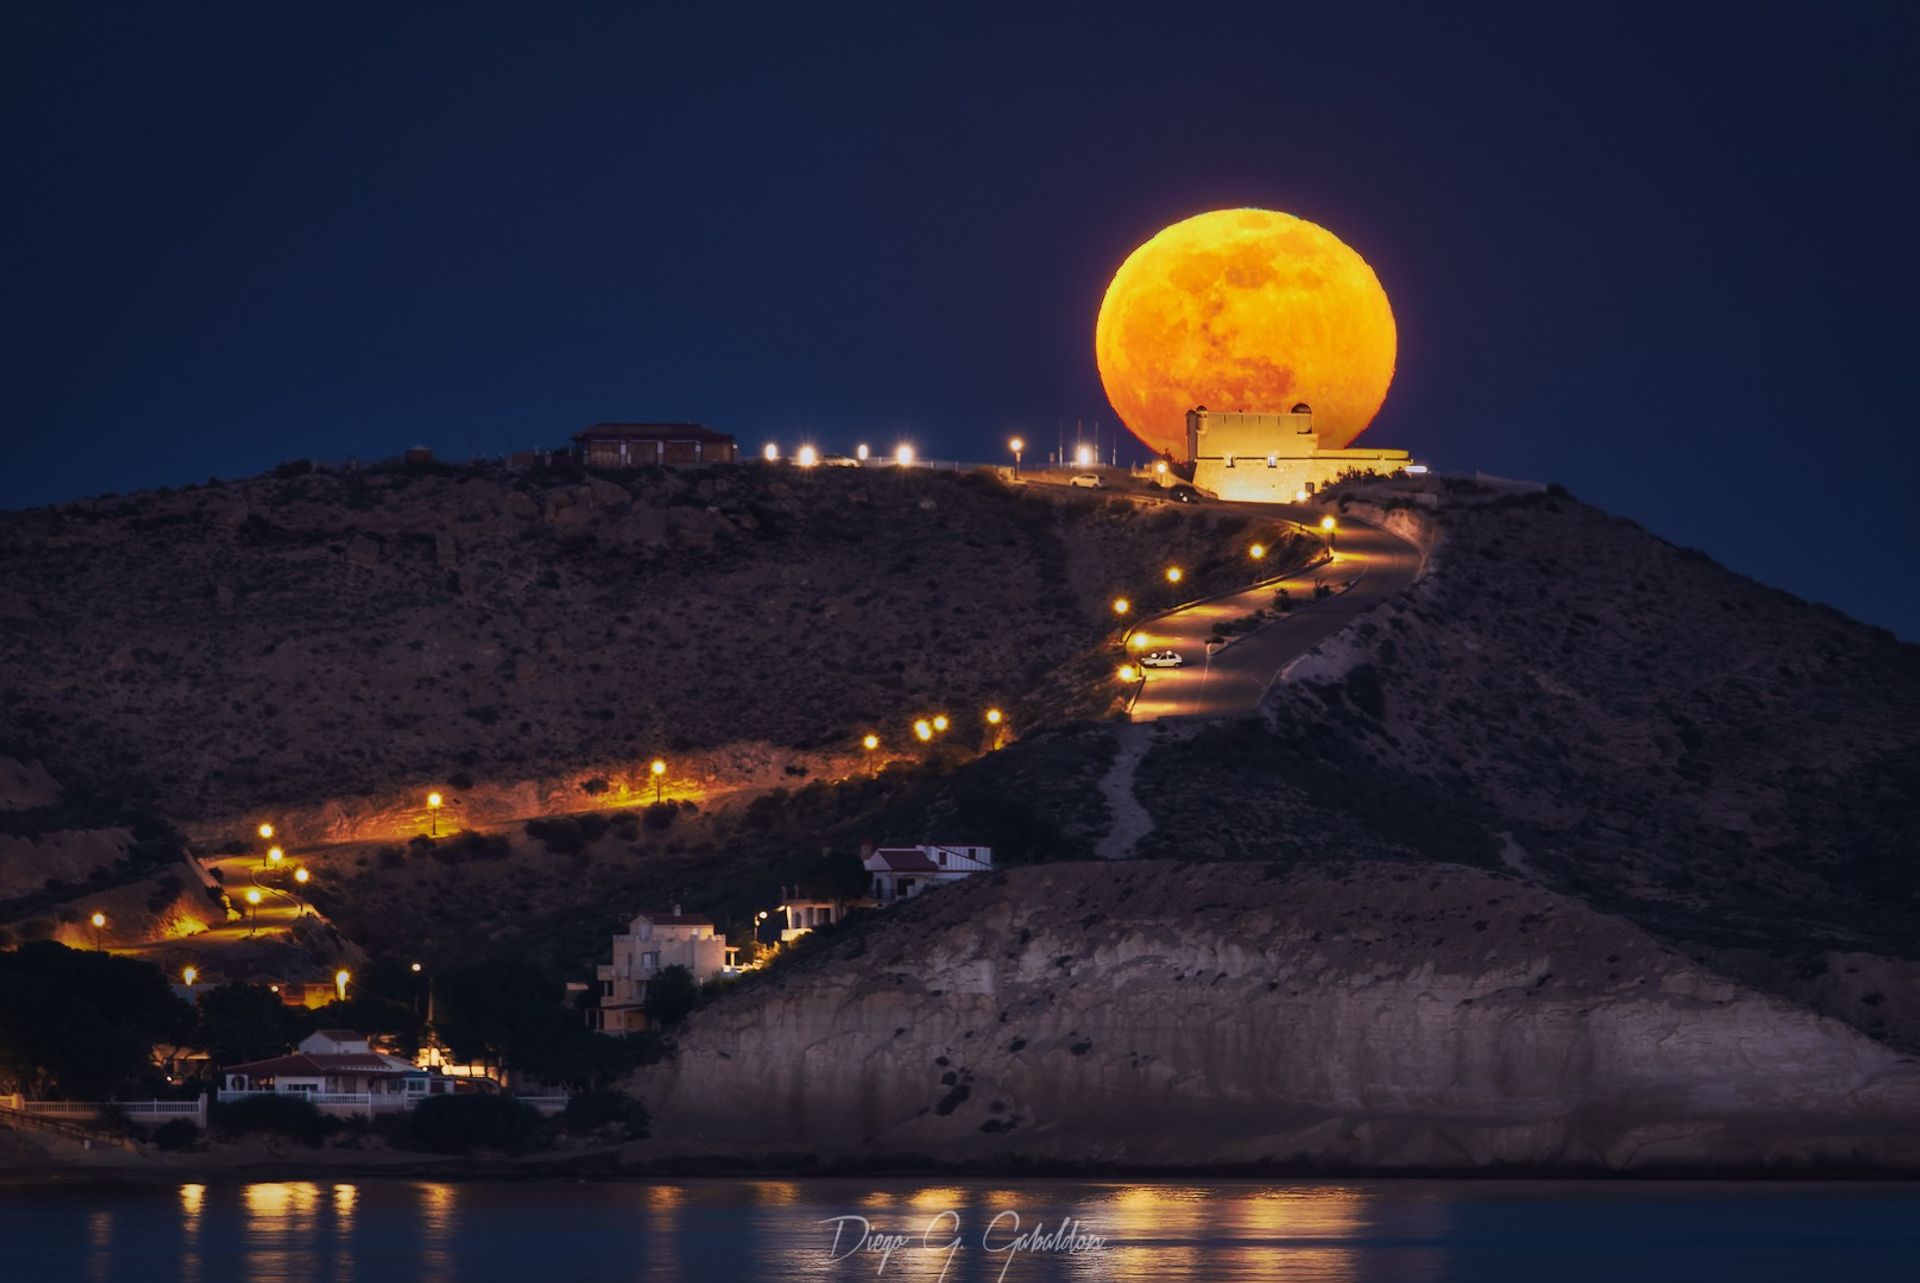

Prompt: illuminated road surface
[1129,504,1423,721]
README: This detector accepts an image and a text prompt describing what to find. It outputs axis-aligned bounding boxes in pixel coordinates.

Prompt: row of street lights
[760,443,917,468]
[860,706,1007,758]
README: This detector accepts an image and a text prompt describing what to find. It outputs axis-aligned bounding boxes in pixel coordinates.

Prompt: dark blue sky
[5,3,1916,635]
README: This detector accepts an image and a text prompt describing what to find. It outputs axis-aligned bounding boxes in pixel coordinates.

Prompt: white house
[595,906,737,1035]
[862,844,993,903]
[777,888,861,944]
[219,1029,454,1116]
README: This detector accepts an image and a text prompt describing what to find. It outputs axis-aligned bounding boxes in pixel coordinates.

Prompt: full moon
[1095,208,1397,456]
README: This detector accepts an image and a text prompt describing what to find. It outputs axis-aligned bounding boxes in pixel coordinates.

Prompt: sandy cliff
[632,860,1920,1170]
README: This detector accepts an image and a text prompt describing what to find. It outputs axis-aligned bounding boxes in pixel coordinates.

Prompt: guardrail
[3,1092,208,1128]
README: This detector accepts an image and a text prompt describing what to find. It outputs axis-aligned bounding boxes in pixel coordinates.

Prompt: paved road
[1128,504,1424,720]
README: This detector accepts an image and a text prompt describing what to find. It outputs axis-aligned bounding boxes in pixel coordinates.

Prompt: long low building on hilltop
[574,422,738,468]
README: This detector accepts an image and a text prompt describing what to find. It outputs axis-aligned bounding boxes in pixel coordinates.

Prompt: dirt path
[1095,724,1160,860]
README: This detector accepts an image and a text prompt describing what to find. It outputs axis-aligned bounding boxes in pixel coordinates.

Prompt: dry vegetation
[0,460,1292,824]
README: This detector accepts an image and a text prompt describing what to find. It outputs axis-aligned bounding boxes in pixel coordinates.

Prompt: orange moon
[1095,208,1397,455]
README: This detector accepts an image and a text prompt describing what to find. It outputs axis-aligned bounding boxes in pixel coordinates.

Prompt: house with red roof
[217,1030,454,1116]
[862,844,994,903]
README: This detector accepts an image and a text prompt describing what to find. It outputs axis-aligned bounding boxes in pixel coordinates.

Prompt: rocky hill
[0,461,1297,828]
[1126,485,1920,1047]
[631,859,1920,1170]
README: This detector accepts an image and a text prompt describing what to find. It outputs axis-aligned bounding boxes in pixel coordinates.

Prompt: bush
[642,964,700,1027]
[211,1094,329,1147]
[406,1093,549,1155]
[561,1088,651,1140]
[151,1118,201,1151]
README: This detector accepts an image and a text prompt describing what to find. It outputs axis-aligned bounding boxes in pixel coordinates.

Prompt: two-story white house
[219,1030,455,1116]
[595,906,736,1034]
[862,844,994,903]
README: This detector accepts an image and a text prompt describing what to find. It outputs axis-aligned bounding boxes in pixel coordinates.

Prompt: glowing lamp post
[1250,543,1267,561]
[426,791,443,837]
[1117,664,1139,683]
[762,443,780,463]
[182,965,198,988]
[985,708,1003,727]
[1008,437,1024,479]
[895,444,915,468]
[932,714,949,734]
[913,718,934,743]
[1165,566,1184,586]
[862,733,880,752]
[257,822,275,840]
[856,444,870,462]
[244,888,263,937]
[89,911,106,949]
[1294,489,1309,503]
[335,969,351,1002]
[650,758,667,804]
[1320,515,1337,551]
[292,865,310,915]
[796,445,819,469]
[1074,444,1093,469]
[1112,596,1131,616]
[267,845,285,870]
[411,962,423,973]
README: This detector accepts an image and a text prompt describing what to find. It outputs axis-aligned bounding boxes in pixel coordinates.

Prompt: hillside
[0,460,1298,827]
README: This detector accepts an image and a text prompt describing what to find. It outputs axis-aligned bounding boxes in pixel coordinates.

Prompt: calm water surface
[3,1177,1917,1282]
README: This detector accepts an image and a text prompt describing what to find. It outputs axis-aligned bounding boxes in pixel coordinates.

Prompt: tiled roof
[575,423,734,443]
[867,847,940,872]
[222,1052,412,1077]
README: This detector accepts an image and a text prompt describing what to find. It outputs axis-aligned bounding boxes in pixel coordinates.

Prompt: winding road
[1126,501,1425,721]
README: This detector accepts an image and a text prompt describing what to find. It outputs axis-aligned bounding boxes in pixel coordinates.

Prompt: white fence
[5,1093,207,1127]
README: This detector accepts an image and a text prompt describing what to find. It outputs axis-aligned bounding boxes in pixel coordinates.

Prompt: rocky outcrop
[631,861,1920,1170]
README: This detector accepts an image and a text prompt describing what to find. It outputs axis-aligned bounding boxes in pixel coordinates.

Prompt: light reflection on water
[2,1177,1917,1283]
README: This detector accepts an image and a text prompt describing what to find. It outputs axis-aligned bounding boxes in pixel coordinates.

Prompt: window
[642,951,659,970]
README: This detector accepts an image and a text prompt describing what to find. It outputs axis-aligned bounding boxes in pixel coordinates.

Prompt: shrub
[561,1088,651,1140]
[211,1094,329,1147]
[642,964,700,1027]
[406,1094,549,1155]
[151,1118,201,1151]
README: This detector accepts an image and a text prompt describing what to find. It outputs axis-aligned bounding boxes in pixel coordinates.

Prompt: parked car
[1139,649,1186,668]
[821,453,862,468]
[1069,473,1102,489]
[1167,484,1200,503]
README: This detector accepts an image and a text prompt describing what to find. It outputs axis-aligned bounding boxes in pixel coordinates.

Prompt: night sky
[5,4,1915,636]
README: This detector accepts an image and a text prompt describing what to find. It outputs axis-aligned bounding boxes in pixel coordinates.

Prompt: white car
[821,454,862,467]
[1139,649,1185,668]
[1068,473,1102,488]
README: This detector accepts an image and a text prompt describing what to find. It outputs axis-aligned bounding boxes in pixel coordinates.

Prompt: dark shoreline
[7,1151,1920,1185]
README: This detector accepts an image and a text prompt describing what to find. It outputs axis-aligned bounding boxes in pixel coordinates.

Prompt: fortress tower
[1182,405,1418,502]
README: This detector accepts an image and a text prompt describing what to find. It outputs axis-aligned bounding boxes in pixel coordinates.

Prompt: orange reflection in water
[1097,1182,1385,1283]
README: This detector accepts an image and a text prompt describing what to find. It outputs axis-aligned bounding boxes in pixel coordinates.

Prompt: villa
[862,844,994,903]
[595,906,738,1034]
[218,1030,455,1117]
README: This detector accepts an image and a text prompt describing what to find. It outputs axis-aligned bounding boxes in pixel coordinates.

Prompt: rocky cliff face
[632,860,1920,1170]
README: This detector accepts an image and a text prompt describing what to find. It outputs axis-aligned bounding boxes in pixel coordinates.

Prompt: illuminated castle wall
[1182,406,1416,503]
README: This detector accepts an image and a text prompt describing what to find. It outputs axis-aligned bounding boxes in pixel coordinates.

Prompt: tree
[642,964,699,1027]
[0,942,190,1098]
[195,983,305,1068]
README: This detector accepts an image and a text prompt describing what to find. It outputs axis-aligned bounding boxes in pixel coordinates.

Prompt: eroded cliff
[631,860,1920,1170]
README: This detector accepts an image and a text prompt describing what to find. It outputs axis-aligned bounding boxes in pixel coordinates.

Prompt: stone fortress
[1176,404,1420,503]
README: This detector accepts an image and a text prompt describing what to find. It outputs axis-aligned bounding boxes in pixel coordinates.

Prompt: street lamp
[932,714,949,733]
[913,718,934,743]
[1117,664,1139,683]
[650,758,667,804]
[1320,515,1337,551]
[1127,631,1150,650]
[861,733,880,751]
[796,445,819,468]
[257,822,275,840]
[244,888,263,936]
[267,845,285,868]
[335,969,351,1002]
[1008,437,1024,478]
[1250,543,1267,561]
[895,444,915,467]
[1165,567,1184,585]
[856,444,870,461]
[182,965,198,987]
[1112,596,1131,616]
[411,962,423,973]
[762,443,780,463]
[985,708,1003,726]
[1074,444,1093,469]
[89,911,106,948]
[1293,489,1309,503]
[426,791,443,837]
